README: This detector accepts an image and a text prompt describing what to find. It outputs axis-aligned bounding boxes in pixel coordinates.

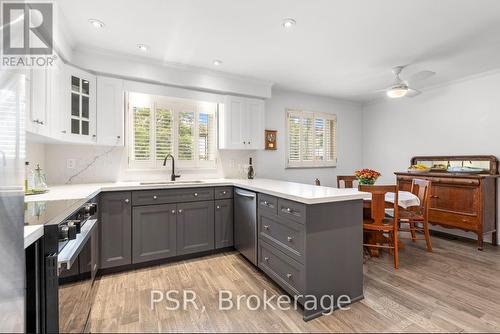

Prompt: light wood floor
[88,235,500,333]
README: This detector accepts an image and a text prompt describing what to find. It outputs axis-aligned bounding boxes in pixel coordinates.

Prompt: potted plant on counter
[354,169,381,185]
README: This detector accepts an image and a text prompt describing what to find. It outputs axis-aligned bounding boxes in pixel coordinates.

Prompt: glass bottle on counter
[33,164,48,192]
[25,161,34,193]
[247,157,255,179]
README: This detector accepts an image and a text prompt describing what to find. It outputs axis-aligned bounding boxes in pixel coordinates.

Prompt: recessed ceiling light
[213,59,222,66]
[88,19,105,29]
[282,18,296,29]
[137,44,150,52]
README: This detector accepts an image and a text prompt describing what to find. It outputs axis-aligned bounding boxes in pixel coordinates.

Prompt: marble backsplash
[28,142,256,185]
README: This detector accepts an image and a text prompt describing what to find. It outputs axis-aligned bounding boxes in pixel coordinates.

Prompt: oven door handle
[57,219,97,270]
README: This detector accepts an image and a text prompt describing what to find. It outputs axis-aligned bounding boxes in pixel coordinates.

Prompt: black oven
[29,198,99,333]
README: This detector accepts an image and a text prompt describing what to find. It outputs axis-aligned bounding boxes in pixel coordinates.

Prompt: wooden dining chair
[360,185,400,269]
[337,175,357,188]
[398,179,433,252]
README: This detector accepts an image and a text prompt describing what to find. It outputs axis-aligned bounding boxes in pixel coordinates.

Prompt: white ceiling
[57,0,500,102]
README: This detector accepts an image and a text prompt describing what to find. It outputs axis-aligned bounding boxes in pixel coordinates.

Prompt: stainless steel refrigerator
[0,70,26,332]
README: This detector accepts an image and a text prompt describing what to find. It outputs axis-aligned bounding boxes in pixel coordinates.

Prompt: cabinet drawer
[429,184,479,215]
[277,198,306,224]
[259,214,305,263]
[429,209,479,232]
[258,193,278,215]
[215,187,233,199]
[132,188,214,206]
[258,239,304,295]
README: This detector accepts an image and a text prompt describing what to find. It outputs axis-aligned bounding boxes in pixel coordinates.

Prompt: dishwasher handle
[235,189,256,199]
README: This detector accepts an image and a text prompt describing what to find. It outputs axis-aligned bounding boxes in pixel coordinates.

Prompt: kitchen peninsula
[25,178,366,321]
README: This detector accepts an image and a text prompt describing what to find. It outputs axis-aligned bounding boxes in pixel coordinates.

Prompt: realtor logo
[1,1,56,67]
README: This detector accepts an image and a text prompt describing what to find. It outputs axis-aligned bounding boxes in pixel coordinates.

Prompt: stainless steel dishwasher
[234,188,257,265]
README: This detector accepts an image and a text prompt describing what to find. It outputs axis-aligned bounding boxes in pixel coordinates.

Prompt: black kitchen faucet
[163,154,181,181]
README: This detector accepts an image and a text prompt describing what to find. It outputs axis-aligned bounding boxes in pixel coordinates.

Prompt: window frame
[126,92,218,170]
[285,109,337,168]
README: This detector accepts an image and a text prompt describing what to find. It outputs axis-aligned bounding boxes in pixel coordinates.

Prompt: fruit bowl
[407,164,431,173]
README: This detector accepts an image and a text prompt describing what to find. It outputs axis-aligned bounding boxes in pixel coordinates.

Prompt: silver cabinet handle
[153,195,158,200]
[178,209,183,213]
[216,205,220,209]
[117,135,121,139]
[287,273,292,279]
[39,121,44,125]
[243,141,246,144]
[92,134,96,138]
[194,193,198,197]
[282,207,296,214]
[124,199,129,203]
[264,257,269,262]
[61,130,67,133]
[264,225,269,230]
[287,236,293,242]
[235,190,255,199]
[171,209,176,214]
[260,201,274,208]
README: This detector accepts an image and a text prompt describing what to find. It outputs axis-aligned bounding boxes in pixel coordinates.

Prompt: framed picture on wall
[265,130,277,150]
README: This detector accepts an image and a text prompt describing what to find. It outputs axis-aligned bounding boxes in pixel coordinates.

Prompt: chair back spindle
[337,175,357,188]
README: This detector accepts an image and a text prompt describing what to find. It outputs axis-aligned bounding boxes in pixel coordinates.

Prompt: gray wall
[362,69,500,244]
[256,89,364,187]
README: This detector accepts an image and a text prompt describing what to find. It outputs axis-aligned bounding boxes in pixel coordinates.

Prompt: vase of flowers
[354,169,381,185]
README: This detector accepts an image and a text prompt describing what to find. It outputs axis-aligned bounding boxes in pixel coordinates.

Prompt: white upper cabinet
[59,65,97,143]
[218,96,265,150]
[245,98,265,149]
[96,76,124,146]
[26,68,50,137]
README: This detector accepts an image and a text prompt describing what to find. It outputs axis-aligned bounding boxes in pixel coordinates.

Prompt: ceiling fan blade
[406,88,421,98]
[408,70,435,83]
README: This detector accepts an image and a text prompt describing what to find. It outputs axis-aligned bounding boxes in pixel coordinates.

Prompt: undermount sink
[139,180,205,185]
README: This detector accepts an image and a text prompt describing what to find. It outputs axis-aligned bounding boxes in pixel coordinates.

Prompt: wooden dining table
[362,191,420,256]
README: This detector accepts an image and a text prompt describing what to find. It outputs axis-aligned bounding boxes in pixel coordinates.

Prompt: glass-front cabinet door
[62,65,96,143]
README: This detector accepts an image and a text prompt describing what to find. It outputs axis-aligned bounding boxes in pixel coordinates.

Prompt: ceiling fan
[380,65,435,98]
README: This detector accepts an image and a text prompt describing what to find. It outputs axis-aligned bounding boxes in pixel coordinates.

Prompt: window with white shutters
[128,93,217,169]
[286,110,337,168]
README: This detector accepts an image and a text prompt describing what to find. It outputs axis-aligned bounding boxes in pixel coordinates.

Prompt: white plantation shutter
[314,118,325,161]
[287,112,301,163]
[198,110,216,161]
[177,111,195,160]
[155,107,173,160]
[325,118,336,161]
[132,106,151,161]
[301,113,314,161]
[286,110,337,168]
[128,93,217,169]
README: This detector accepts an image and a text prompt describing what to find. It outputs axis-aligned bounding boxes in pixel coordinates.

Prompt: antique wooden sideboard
[395,155,498,250]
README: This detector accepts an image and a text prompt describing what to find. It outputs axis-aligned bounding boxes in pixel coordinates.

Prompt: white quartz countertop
[25,178,367,205]
[24,225,43,249]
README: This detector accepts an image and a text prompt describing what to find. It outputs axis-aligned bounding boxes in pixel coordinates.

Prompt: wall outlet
[66,159,76,169]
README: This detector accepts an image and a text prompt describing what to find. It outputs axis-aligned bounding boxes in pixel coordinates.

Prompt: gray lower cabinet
[256,193,364,321]
[215,199,233,249]
[177,200,215,255]
[99,191,132,269]
[132,204,177,264]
